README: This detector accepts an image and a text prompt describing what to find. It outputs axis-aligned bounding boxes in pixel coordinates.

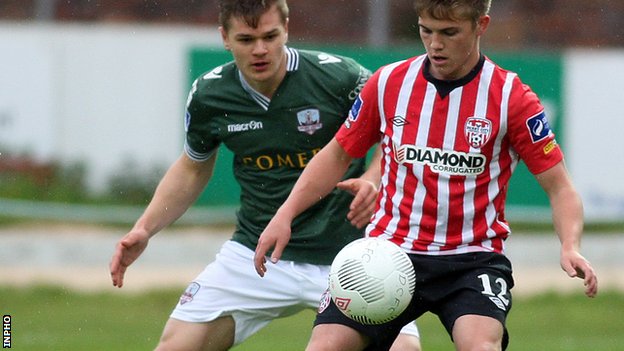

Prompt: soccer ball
[328,237,415,325]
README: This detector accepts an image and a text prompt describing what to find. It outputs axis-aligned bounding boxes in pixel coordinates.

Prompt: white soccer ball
[328,237,415,325]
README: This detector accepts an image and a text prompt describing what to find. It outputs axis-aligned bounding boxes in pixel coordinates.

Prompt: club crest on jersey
[464,117,492,149]
[297,108,323,135]
[179,282,201,305]
[526,111,553,143]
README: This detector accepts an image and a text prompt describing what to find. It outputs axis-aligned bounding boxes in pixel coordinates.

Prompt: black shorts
[315,252,515,351]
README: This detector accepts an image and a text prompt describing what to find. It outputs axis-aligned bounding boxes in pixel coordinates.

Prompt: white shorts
[170,240,419,345]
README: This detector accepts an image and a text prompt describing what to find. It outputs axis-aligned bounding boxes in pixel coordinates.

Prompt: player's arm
[336,145,381,228]
[254,138,353,276]
[535,161,598,297]
[110,152,216,287]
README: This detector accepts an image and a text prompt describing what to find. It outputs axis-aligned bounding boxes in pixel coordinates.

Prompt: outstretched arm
[336,145,382,228]
[535,161,598,297]
[110,152,216,287]
[254,138,353,276]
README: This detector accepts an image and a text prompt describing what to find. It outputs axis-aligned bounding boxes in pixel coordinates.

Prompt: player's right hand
[109,229,150,288]
[254,214,292,277]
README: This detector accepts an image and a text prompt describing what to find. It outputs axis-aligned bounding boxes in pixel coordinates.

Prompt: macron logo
[227,120,264,133]
[203,66,223,80]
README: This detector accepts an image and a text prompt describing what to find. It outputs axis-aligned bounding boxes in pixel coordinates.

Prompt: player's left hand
[337,178,378,229]
[560,249,598,298]
[254,212,293,277]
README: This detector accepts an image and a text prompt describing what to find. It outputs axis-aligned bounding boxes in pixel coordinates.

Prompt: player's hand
[337,178,378,229]
[560,249,598,298]
[109,229,150,288]
[254,214,292,277]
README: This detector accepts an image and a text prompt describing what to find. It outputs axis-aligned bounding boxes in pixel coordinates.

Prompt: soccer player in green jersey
[109,1,421,350]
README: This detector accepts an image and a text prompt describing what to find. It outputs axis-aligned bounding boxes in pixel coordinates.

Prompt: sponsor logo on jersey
[526,111,552,143]
[179,282,201,305]
[242,148,321,170]
[465,116,492,149]
[393,143,486,176]
[317,53,342,65]
[348,68,370,101]
[543,139,558,154]
[297,109,323,135]
[227,120,264,133]
[203,66,223,80]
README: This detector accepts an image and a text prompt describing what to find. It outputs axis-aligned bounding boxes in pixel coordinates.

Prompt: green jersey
[184,48,371,265]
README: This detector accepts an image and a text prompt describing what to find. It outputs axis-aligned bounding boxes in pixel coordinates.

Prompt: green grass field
[2,286,622,350]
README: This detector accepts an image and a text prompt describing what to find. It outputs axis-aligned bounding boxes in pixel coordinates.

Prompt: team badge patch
[297,108,323,135]
[464,117,492,149]
[318,289,332,313]
[526,111,552,143]
[179,282,201,305]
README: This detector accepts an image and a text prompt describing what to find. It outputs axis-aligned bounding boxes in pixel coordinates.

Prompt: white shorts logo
[180,282,201,305]
[318,289,332,313]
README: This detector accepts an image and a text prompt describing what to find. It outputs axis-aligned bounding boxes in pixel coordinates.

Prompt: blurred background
[1,0,624,225]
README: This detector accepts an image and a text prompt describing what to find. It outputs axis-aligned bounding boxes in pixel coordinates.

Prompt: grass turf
[2,286,622,350]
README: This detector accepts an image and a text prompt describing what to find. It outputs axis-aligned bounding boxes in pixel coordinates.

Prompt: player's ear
[284,17,289,43]
[476,15,490,36]
[219,26,231,51]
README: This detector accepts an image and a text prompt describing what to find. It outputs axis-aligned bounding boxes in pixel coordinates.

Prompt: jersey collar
[423,54,485,98]
[238,47,300,111]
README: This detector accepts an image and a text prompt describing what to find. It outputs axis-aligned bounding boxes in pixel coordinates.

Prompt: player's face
[418,13,489,81]
[220,5,288,97]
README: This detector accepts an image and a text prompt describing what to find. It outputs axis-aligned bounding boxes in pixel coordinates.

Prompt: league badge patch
[179,282,201,305]
[526,111,552,143]
[348,96,363,122]
[297,108,323,135]
[464,117,492,149]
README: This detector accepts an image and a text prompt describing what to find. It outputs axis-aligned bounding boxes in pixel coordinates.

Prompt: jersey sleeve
[183,75,220,162]
[506,75,563,174]
[335,69,382,158]
[331,54,372,114]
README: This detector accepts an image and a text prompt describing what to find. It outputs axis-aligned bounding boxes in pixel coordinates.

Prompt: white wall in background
[0,22,222,191]
[565,49,624,220]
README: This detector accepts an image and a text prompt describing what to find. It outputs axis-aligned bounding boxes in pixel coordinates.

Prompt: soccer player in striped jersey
[255,0,599,350]
[109,0,421,350]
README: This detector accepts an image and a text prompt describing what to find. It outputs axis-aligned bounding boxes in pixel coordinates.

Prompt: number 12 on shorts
[477,273,510,311]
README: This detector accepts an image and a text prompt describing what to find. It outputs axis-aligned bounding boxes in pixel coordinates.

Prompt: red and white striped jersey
[336,54,563,255]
